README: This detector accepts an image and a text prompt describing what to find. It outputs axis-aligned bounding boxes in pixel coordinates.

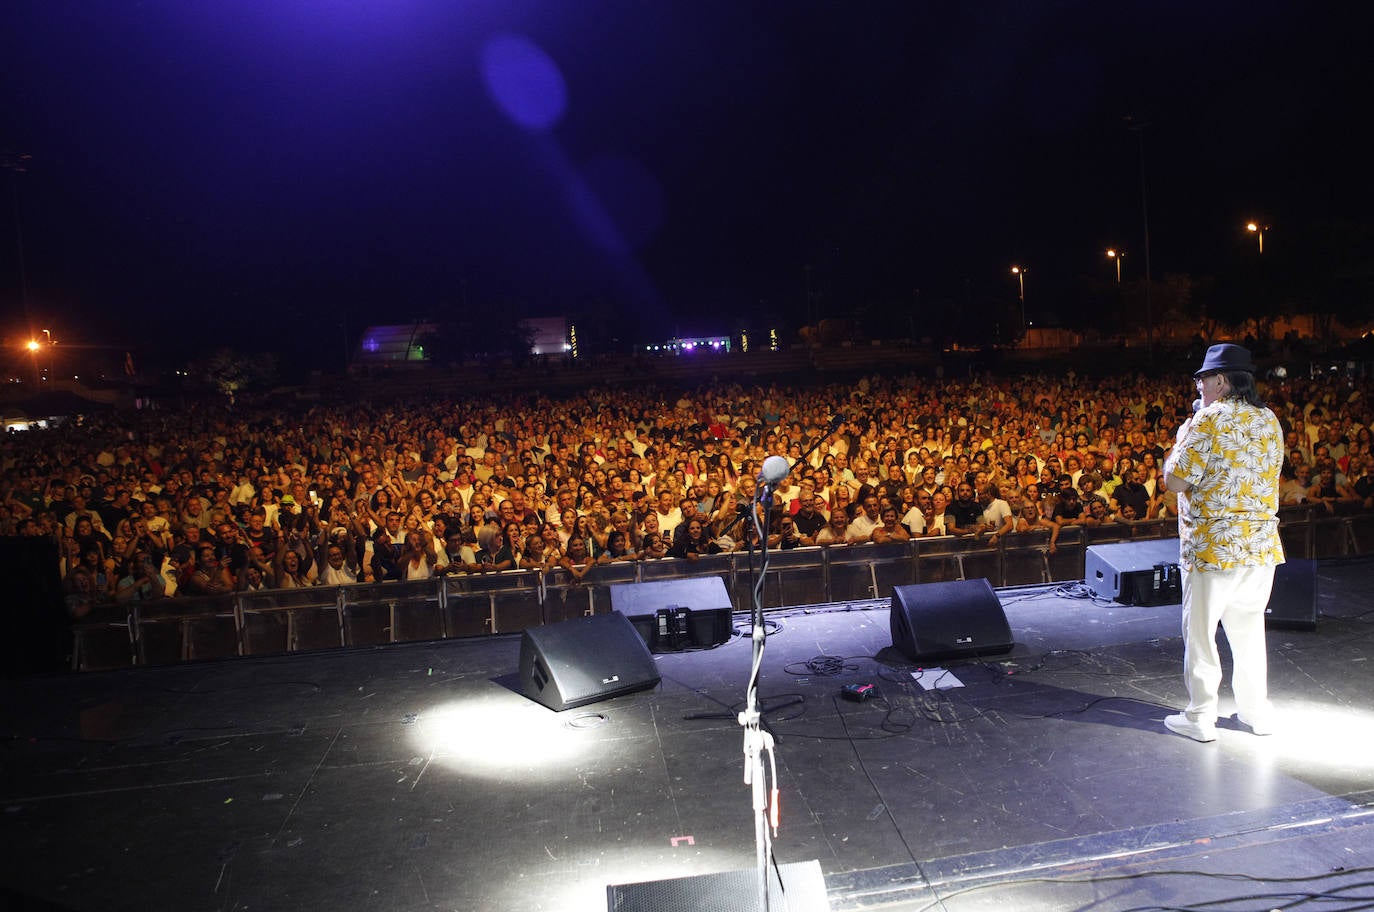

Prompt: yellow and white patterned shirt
[1164,399,1285,572]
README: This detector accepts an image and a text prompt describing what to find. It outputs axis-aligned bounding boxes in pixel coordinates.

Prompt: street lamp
[26,329,52,381]
[24,338,40,383]
[1105,248,1124,283]
[1010,266,1027,334]
[1246,222,1268,253]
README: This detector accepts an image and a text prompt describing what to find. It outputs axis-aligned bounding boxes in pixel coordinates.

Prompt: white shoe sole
[1165,713,1217,742]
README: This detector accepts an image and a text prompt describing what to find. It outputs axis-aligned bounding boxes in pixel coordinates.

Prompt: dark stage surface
[4,559,1374,912]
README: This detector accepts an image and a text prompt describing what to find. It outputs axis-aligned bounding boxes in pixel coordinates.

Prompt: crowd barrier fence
[71,504,1374,671]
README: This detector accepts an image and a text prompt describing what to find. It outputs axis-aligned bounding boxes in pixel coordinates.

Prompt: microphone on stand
[757,455,790,495]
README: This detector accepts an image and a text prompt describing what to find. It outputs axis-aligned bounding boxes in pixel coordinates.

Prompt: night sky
[2,2,1370,373]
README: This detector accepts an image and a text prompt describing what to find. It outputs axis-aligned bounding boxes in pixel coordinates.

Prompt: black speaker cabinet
[609,577,733,652]
[607,859,829,912]
[519,611,661,711]
[1266,559,1317,630]
[889,578,1013,662]
[1,537,66,677]
[1085,539,1182,605]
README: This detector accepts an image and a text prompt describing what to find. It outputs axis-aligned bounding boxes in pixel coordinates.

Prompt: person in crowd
[320,524,362,582]
[557,535,596,583]
[927,490,951,536]
[399,529,437,580]
[115,551,166,603]
[671,517,721,560]
[845,495,883,543]
[1277,465,1308,505]
[1306,464,1356,509]
[870,505,911,544]
[945,483,985,536]
[768,511,808,549]
[977,483,1015,542]
[1111,467,1153,519]
[185,546,234,596]
[600,529,638,562]
[71,516,111,564]
[517,530,554,571]
[652,490,684,538]
[1049,480,1086,528]
[437,530,480,575]
[791,494,827,540]
[815,509,851,546]
[1349,457,1374,509]
[275,546,313,588]
[1077,474,1107,510]
[900,489,932,537]
[1082,498,1116,527]
[830,484,855,523]
[475,527,516,572]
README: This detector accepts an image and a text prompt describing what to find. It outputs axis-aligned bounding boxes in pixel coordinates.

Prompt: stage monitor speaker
[1085,539,1182,604]
[608,859,829,912]
[1266,558,1317,630]
[889,578,1013,662]
[609,577,734,652]
[519,611,661,711]
[1,537,66,677]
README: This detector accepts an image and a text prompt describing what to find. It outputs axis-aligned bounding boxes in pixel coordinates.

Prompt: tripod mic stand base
[607,859,829,912]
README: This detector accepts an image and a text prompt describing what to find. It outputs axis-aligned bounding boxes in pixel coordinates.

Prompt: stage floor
[3,558,1374,912]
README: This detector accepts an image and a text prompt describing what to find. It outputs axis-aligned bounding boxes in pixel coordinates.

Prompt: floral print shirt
[1164,399,1285,572]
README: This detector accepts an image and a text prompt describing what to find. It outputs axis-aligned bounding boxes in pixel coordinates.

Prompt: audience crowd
[3,367,1371,618]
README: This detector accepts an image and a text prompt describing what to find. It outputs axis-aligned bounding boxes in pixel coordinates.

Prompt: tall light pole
[25,338,39,382]
[26,329,52,382]
[1010,265,1026,333]
[1,151,33,332]
[1106,249,1124,284]
[1246,221,1268,253]
[1126,118,1154,365]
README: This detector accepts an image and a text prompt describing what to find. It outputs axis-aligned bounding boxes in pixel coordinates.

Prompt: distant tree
[195,348,278,403]
[421,301,535,366]
[1301,220,1374,340]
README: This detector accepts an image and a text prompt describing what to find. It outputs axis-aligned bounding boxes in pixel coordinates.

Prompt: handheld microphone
[1191,398,1202,413]
[757,455,790,489]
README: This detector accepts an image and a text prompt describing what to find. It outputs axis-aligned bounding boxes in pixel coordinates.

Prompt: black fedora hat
[1194,343,1256,377]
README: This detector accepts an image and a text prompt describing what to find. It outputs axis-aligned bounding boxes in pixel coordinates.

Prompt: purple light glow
[480,34,567,132]
[578,154,665,254]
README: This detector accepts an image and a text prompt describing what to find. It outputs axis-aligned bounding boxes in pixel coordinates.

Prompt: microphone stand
[741,484,777,912]
[736,415,844,912]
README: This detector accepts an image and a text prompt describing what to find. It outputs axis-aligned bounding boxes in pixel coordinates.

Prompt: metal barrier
[69,504,1373,670]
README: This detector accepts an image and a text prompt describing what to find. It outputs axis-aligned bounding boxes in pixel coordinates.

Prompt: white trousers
[1180,564,1276,724]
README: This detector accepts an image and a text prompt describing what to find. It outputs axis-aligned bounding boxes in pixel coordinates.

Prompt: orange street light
[1246,221,1268,253]
[1106,249,1124,283]
[1010,265,1027,331]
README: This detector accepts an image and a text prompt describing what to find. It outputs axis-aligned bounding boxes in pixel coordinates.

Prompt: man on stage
[1161,343,1285,742]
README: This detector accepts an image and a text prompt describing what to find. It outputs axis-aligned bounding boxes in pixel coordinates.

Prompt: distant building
[351,318,569,367]
[353,323,438,366]
[524,317,571,356]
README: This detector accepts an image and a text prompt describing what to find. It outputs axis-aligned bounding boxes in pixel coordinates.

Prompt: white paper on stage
[911,667,965,690]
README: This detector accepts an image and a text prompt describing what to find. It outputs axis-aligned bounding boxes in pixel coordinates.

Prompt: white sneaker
[1236,713,1274,736]
[1165,713,1217,742]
